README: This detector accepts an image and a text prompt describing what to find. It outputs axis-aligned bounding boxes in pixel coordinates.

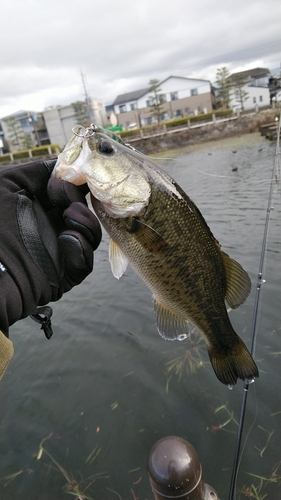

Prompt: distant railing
[120,113,239,142]
[0,144,60,164]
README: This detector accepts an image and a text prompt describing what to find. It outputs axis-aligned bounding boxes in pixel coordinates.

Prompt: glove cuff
[0,330,14,379]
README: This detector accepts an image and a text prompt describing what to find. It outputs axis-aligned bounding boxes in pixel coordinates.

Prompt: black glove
[0,159,101,338]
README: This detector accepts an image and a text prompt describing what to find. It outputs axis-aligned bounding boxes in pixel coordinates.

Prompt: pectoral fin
[109,239,128,279]
[154,298,190,341]
[221,251,251,309]
[126,218,168,254]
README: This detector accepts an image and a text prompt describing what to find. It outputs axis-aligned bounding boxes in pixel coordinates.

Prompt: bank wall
[128,111,277,155]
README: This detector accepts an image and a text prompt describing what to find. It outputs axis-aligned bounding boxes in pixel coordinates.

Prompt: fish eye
[98,141,115,155]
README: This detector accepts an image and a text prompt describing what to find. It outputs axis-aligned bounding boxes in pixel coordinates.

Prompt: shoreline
[129,110,277,157]
[149,132,268,159]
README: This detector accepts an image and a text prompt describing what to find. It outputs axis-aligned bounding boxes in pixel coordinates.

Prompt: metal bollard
[148,436,219,500]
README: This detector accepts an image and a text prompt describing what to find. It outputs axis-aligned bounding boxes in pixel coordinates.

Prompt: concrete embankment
[129,110,277,155]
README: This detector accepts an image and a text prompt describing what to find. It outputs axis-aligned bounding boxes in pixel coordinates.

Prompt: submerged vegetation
[163,328,208,390]
[240,462,281,500]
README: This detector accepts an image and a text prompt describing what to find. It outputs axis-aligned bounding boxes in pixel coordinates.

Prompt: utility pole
[81,70,94,123]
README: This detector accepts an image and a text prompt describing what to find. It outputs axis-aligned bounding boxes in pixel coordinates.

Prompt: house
[229,67,271,111]
[112,76,215,129]
[230,67,270,87]
[105,104,118,127]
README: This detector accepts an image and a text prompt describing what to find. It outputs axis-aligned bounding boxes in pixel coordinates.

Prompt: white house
[113,76,215,129]
[229,68,270,111]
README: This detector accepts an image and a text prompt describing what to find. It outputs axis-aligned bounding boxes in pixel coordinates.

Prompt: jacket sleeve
[0,330,14,379]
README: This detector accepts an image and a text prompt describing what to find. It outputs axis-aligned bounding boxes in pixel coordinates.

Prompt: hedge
[118,109,233,138]
[165,109,233,129]
[0,154,12,163]
[30,144,60,157]
[119,124,163,139]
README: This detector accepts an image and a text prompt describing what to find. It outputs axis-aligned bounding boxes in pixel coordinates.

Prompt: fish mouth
[53,162,87,186]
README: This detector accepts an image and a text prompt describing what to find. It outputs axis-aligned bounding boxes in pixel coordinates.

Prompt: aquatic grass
[105,487,123,499]
[210,404,239,434]
[240,461,281,499]
[85,444,102,465]
[0,470,24,487]
[36,432,109,499]
[254,426,274,457]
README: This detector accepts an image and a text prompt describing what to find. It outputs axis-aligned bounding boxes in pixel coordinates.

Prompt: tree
[215,67,233,109]
[232,76,249,111]
[20,134,34,150]
[147,79,166,124]
[3,117,27,151]
[71,100,91,128]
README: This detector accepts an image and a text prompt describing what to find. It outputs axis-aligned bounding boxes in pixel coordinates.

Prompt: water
[1,138,280,500]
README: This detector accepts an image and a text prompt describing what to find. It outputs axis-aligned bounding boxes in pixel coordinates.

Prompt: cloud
[0,0,280,117]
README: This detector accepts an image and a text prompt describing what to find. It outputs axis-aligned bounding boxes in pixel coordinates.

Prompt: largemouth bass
[53,125,258,386]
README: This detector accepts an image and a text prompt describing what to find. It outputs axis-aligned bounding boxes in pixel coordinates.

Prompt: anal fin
[154,298,189,341]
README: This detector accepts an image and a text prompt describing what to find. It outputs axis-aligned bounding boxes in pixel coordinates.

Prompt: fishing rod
[228,112,281,500]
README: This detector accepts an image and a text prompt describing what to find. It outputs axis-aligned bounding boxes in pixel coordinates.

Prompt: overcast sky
[1,0,280,118]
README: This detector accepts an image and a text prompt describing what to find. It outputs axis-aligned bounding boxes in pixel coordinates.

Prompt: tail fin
[208,338,259,386]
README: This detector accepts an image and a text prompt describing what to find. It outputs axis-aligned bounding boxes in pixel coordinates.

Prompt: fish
[53,124,259,386]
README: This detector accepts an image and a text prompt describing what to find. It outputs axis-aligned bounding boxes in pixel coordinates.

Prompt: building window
[259,95,263,102]
[253,97,256,104]
[119,104,126,113]
[130,103,137,110]
[161,112,170,121]
[159,94,167,103]
[19,118,30,129]
[146,99,153,107]
[170,92,178,101]
[173,110,182,117]
[191,88,198,96]
[185,107,190,115]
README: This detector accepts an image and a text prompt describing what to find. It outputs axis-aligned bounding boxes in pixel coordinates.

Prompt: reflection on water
[0,138,280,499]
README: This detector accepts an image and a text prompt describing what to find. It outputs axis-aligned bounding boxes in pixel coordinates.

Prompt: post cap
[148,436,203,498]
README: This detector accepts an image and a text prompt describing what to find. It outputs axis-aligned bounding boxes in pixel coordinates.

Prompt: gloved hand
[0,159,102,339]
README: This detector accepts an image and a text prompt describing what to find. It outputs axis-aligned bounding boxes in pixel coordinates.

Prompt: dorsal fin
[221,251,251,309]
[154,298,190,341]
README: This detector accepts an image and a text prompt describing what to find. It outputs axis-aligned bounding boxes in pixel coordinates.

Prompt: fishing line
[150,155,275,184]
[228,113,281,500]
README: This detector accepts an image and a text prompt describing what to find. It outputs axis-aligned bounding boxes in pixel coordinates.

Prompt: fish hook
[71,124,97,138]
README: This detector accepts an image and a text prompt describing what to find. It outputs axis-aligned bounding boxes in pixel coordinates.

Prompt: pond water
[0,135,280,500]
